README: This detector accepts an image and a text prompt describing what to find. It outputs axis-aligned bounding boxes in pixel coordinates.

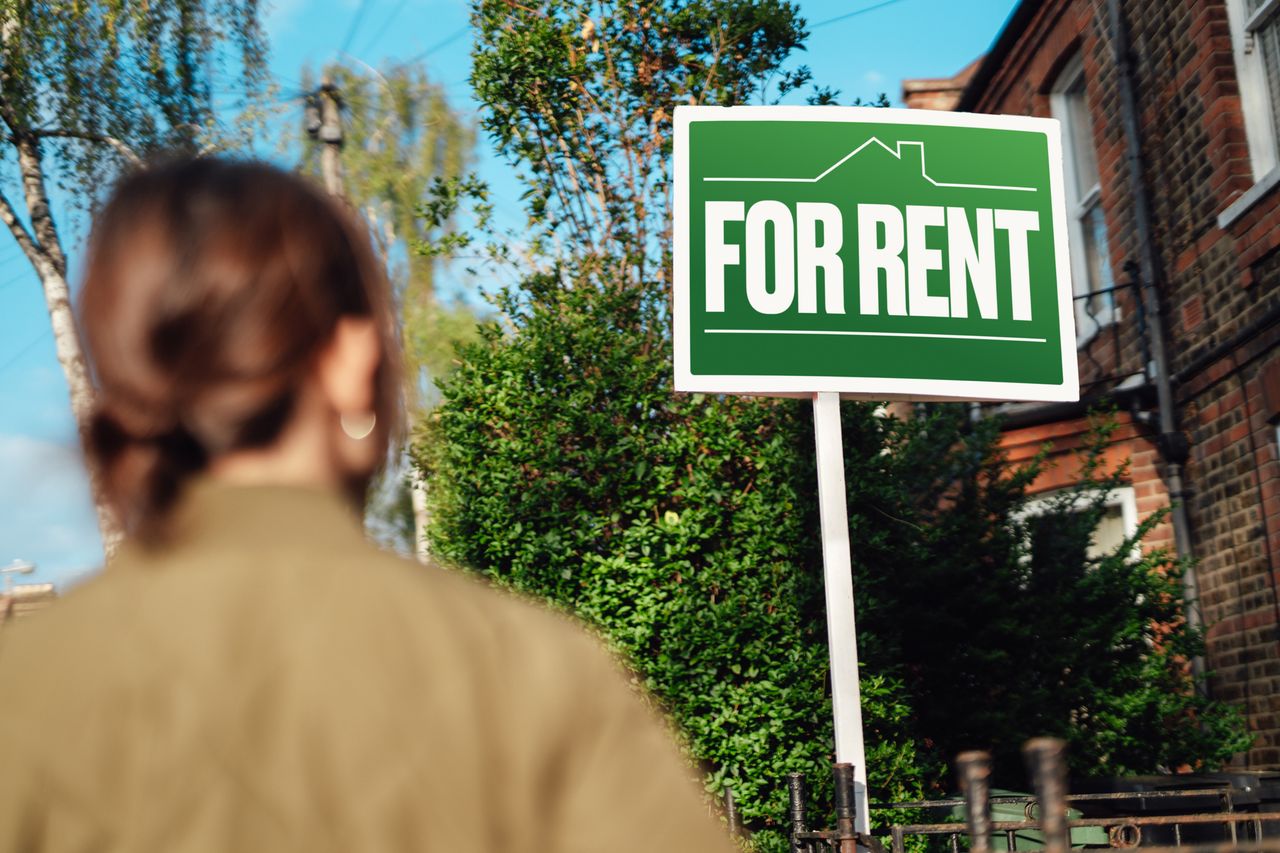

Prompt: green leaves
[468,0,807,289]
[849,408,1250,782]
[1,0,267,188]
[420,273,927,848]
[297,61,478,414]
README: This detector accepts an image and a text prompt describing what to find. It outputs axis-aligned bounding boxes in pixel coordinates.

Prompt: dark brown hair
[80,157,402,537]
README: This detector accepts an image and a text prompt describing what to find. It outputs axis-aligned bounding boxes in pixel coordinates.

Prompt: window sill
[1217,166,1280,229]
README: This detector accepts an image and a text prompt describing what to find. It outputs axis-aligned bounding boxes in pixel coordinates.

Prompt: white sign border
[672,104,1079,403]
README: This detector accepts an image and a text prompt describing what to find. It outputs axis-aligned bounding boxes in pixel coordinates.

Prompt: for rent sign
[673,106,1078,402]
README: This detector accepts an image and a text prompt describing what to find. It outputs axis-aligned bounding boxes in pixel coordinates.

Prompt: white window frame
[1050,54,1118,344]
[1226,0,1280,179]
[1015,485,1140,563]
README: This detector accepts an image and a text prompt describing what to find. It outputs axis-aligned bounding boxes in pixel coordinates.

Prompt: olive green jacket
[0,480,735,853]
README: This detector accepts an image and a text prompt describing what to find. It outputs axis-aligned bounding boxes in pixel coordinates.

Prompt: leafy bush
[417,275,930,851]
[842,409,1251,781]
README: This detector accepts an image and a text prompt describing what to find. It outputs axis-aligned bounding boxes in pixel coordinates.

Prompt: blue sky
[0,0,1018,588]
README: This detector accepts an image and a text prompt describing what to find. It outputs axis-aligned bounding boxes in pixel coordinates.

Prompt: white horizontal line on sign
[704,328,1048,343]
[701,137,1038,192]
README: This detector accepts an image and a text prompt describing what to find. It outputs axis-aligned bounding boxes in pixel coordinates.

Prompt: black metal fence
[781,739,1280,853]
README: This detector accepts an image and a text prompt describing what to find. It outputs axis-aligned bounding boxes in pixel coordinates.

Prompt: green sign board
[673,106,1078,402]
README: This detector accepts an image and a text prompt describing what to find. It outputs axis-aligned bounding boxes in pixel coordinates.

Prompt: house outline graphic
[702,137,1038,193]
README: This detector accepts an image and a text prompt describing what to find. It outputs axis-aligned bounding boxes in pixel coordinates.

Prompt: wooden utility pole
[311,81,346,198]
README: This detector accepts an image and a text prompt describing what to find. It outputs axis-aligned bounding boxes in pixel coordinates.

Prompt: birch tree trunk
[0,9,121,555]
[411,471,430,564]
[0,161,122,555]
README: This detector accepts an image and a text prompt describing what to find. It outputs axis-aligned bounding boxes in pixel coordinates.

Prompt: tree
[423,315,1247,846]
[421,3,930,849]
[469,0,809,290]
[0,0,268,546]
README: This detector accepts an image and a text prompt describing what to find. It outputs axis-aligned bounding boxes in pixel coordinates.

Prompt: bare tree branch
[28,129,144,167]
[13,135,68,277]
[0,184,49,273]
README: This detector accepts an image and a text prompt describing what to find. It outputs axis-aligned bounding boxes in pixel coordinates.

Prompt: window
[1226,0,1280,179]
[1051,55,1116,342]
[1019,487,1139,565]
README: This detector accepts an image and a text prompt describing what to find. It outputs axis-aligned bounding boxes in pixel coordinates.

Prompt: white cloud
[863,70,885,86]
[0,434,103,589]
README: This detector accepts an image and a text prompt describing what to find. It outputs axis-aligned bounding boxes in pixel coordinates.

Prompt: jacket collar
[128,476,368,562]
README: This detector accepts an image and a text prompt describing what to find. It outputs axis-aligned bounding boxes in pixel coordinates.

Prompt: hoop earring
[340,411,377,441]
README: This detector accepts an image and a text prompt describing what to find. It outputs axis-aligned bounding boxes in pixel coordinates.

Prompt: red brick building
[901,57,982,111]
[905,0,1280,768]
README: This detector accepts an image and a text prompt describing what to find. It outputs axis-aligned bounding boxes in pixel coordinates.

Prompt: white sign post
[672,104,1077,832]
[813,390,869,832]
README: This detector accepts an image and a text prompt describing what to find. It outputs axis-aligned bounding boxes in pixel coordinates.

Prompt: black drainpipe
[1105,0,1206,683]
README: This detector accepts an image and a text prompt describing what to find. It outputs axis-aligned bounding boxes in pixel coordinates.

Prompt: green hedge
[418,277,927,849]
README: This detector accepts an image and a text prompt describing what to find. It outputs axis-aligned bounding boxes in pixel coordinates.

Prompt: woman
[0,158,734,852]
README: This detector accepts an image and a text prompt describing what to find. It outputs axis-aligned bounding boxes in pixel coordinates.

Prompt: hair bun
[89,401,208,538]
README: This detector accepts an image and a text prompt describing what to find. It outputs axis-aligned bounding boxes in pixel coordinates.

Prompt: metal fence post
[788,772,809,853]
[724,787,742,838]
[834,762,858,853]
[1024,738,1070,853]
[956,750,994,853]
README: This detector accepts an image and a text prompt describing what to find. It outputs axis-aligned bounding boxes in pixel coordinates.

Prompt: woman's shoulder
[351,548,612,670]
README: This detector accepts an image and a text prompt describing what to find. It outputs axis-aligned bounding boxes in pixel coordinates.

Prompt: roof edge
[956,0,1045,112]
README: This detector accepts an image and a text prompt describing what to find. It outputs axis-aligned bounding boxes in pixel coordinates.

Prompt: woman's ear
[316,316,381,418]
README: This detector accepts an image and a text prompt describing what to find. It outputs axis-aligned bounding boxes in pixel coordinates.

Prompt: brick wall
[999,413,1175,552]
[956,0,1280,767]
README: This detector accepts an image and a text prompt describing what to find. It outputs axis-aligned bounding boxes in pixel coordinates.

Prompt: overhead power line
[0,330,47,377]
[811,0,911,28]
[402,24,471,65]
[0,267,33,290]
[338,0,375,58]
[359,0,411,57]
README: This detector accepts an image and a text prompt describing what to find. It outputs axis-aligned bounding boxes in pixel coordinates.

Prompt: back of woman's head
[81,157,401,538]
